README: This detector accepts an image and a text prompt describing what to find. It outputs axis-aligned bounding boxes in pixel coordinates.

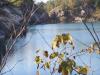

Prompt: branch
[0,2,43,73]
[0,59,23,75]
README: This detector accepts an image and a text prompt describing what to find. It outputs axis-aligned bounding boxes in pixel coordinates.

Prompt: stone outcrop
[0,0,50,65]
[30,11,49,24]
[0,1,23,65]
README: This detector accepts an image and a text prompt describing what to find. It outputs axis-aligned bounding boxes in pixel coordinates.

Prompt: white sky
[35,0,49,3]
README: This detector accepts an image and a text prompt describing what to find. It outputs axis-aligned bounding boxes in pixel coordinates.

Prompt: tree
[7,0,24,6]
[66,0,76,9]
[44,0,55,13]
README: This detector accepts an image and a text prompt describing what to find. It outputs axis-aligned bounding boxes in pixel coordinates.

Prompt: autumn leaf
[58,59,76,75]
[44,62,50,69]
[51,33,74,49]
[44,51,49,57]
[87,47,94,53]
[49,52,58,59]
[51,35,62,50]
[58,64,62,73]
[96,50,100,54]
[76,66,89,75]
[62,69,69,75]
[35,56,42,64]
[61,33,73,44]
[59,53,64,59]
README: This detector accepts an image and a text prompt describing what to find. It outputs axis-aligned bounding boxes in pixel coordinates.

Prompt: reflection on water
[1,23,100,75]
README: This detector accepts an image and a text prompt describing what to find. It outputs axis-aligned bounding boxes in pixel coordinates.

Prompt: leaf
[51,33,74,49]
[49,52,58,59]
[36,49,41,53]
[69,41,75,49]
[61,61,68,69]
[44,62,50,69]
[62,69,69,75]
[66,59,76,67]
[58,64,62,73]
[51,35,62,50]
[61,34,67,44]
[76,66,89,75]
[58,59,76,75]
[96,50,100,54]
[87,47,94,53]
[62,33,73,42]
[59,53,64,59]
[44,51,49,57]
[58,61,69,75]
[66,33,73,41]
[51,39,59,50]
[35,56,42,64]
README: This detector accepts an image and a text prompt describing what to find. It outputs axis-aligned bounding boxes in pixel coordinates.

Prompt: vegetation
[44,0,100,12]
[43,0,100,22]
[34,33,100,75]
[44,0,75,12]
[0,0,100,75]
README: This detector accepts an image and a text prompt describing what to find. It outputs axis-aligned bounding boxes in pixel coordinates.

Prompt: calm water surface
[2,23,100,75]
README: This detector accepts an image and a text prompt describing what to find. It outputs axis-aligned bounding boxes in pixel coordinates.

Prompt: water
[1,22,100,75]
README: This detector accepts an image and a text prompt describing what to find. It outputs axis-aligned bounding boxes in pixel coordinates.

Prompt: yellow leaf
[77,66,89,75]
[61,33,73,44]
[49,52,58,59]
[59,53,64,58]
[58,64,62,73]
[96,50,100,54]
[35,56,42,64]
[44,62,50,69]
[51,35,62,50]
[62,69,69,75]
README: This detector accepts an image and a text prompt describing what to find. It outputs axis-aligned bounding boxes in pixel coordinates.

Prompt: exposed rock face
[29,11,49,24]
[0,5,22,37]
[49,8,75,23]
[0,0,49,66]
[0,1,23,65]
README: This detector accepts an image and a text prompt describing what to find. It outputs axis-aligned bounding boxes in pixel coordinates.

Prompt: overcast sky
[35,0,49,3]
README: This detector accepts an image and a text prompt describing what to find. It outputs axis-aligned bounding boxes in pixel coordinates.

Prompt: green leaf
[61,33,73,44]
[44,62,50,69]
[61,61,67,69]
[65,33,73,41]
[62,69,69,75]
[66,59,76,67]
[35,56,42,64]
[49,52,58,59]
[59,59,76,75]
[59,53,64,58]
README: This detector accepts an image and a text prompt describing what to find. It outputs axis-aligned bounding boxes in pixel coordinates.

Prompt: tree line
[43,0,100,13]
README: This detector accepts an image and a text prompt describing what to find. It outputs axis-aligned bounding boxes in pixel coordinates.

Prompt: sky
[35,0,49,3]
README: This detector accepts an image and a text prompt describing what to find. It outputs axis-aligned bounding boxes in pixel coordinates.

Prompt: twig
[0,59,23,75]
[0,2,43,73]
[91,22,100,49]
